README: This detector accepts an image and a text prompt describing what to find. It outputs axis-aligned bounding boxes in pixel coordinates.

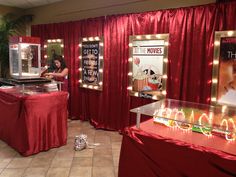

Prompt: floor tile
[94,148,112,157]
[54,150,74,159]
[0,159,12,169]
[93,156,113,167]
[92,167,115,177]
[6,158,32,168]
[46,168,70,177]
[0,168,25,177]
[50,158,72,168]
[74,149,93,158]
[69,167,92,177]
[30,158,52,168]
[22,167,48,177]
[71,157,92,167]
[0,148,17,159]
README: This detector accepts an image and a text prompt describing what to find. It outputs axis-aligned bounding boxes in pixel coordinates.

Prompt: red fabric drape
[31,1,236,131]
[119,120,236,177]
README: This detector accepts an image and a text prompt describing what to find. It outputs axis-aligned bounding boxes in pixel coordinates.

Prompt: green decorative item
[0,13,33,78]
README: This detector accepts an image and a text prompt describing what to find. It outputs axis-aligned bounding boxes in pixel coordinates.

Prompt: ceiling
[0,0,217,9]
[0,0,64,9]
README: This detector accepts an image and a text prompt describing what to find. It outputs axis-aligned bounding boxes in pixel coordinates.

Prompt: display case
[9,36,41,79]
[130,99,236,141]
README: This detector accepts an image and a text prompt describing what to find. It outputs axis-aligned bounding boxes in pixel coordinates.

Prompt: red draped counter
[0,88,68,156]
[119,119,236,177]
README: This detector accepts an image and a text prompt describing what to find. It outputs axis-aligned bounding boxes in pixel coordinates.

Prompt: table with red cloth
[119,119,236,177]
[0,88,68,156]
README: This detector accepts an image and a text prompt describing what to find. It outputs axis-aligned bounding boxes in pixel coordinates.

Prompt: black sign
[82,41,99,84]
[220,37,236,61]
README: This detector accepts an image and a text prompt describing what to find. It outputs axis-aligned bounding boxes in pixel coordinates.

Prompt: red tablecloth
[119,119,236,177]
[0,88,68,156]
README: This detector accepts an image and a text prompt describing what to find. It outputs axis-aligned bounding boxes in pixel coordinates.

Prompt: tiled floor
[0,120,122,177]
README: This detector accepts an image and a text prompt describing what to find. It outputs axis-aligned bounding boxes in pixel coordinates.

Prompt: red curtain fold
[91,15,131,130]
[31,2,236,131]
[69,17,105,121]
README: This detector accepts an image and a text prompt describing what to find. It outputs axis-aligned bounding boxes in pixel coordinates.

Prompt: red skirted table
[0,87,68,156]
[119,119,236,177]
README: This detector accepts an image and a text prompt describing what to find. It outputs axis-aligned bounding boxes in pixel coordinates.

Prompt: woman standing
[44,55,68,91]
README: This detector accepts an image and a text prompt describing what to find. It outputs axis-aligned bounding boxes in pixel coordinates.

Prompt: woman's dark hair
[53,55,67,70]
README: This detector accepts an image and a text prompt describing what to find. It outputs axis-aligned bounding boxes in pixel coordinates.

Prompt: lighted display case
[131,99,236,141]
[9,36,41,79]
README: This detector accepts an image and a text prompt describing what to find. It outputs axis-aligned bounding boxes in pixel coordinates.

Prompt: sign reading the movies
[128,34,169,100]
[82,41,100,84]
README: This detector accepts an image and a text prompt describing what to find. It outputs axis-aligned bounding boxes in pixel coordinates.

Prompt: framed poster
[43,39,64,71]
[211,31,236,107]
[128,34,169,100]
[78,36,104,90]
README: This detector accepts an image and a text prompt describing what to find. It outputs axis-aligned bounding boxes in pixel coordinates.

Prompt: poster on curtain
[128,34,169,100]
[82,41,99,84]
[217,36,236,106]
[78,36,104,91]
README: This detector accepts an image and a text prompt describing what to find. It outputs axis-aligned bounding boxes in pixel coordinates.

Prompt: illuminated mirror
[43,39,64,71]
[211,31,236,107]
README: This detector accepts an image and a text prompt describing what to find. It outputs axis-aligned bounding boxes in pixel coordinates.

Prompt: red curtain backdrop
[31,1,236,131]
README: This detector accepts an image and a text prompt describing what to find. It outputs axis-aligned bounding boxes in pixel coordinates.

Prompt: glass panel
[9,43,41,79]
[131,99,236,141]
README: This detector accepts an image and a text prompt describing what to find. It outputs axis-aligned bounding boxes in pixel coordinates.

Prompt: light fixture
[128,72,133,76]
[221,105,227,113]
[212,79,218,84]
[227,31,234,36]
[127,86,132,90]
[152,95,158,100]
[95,36,100,41]
[162,90,167,95]
[213,60,219,65]
[211,97,216,102]
[162,75,168,79]
[214,41,220,46]
[89,37,94,41]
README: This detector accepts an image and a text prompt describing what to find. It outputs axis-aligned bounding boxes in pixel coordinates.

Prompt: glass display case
[9,36,41,79]
[130,99,236,141]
